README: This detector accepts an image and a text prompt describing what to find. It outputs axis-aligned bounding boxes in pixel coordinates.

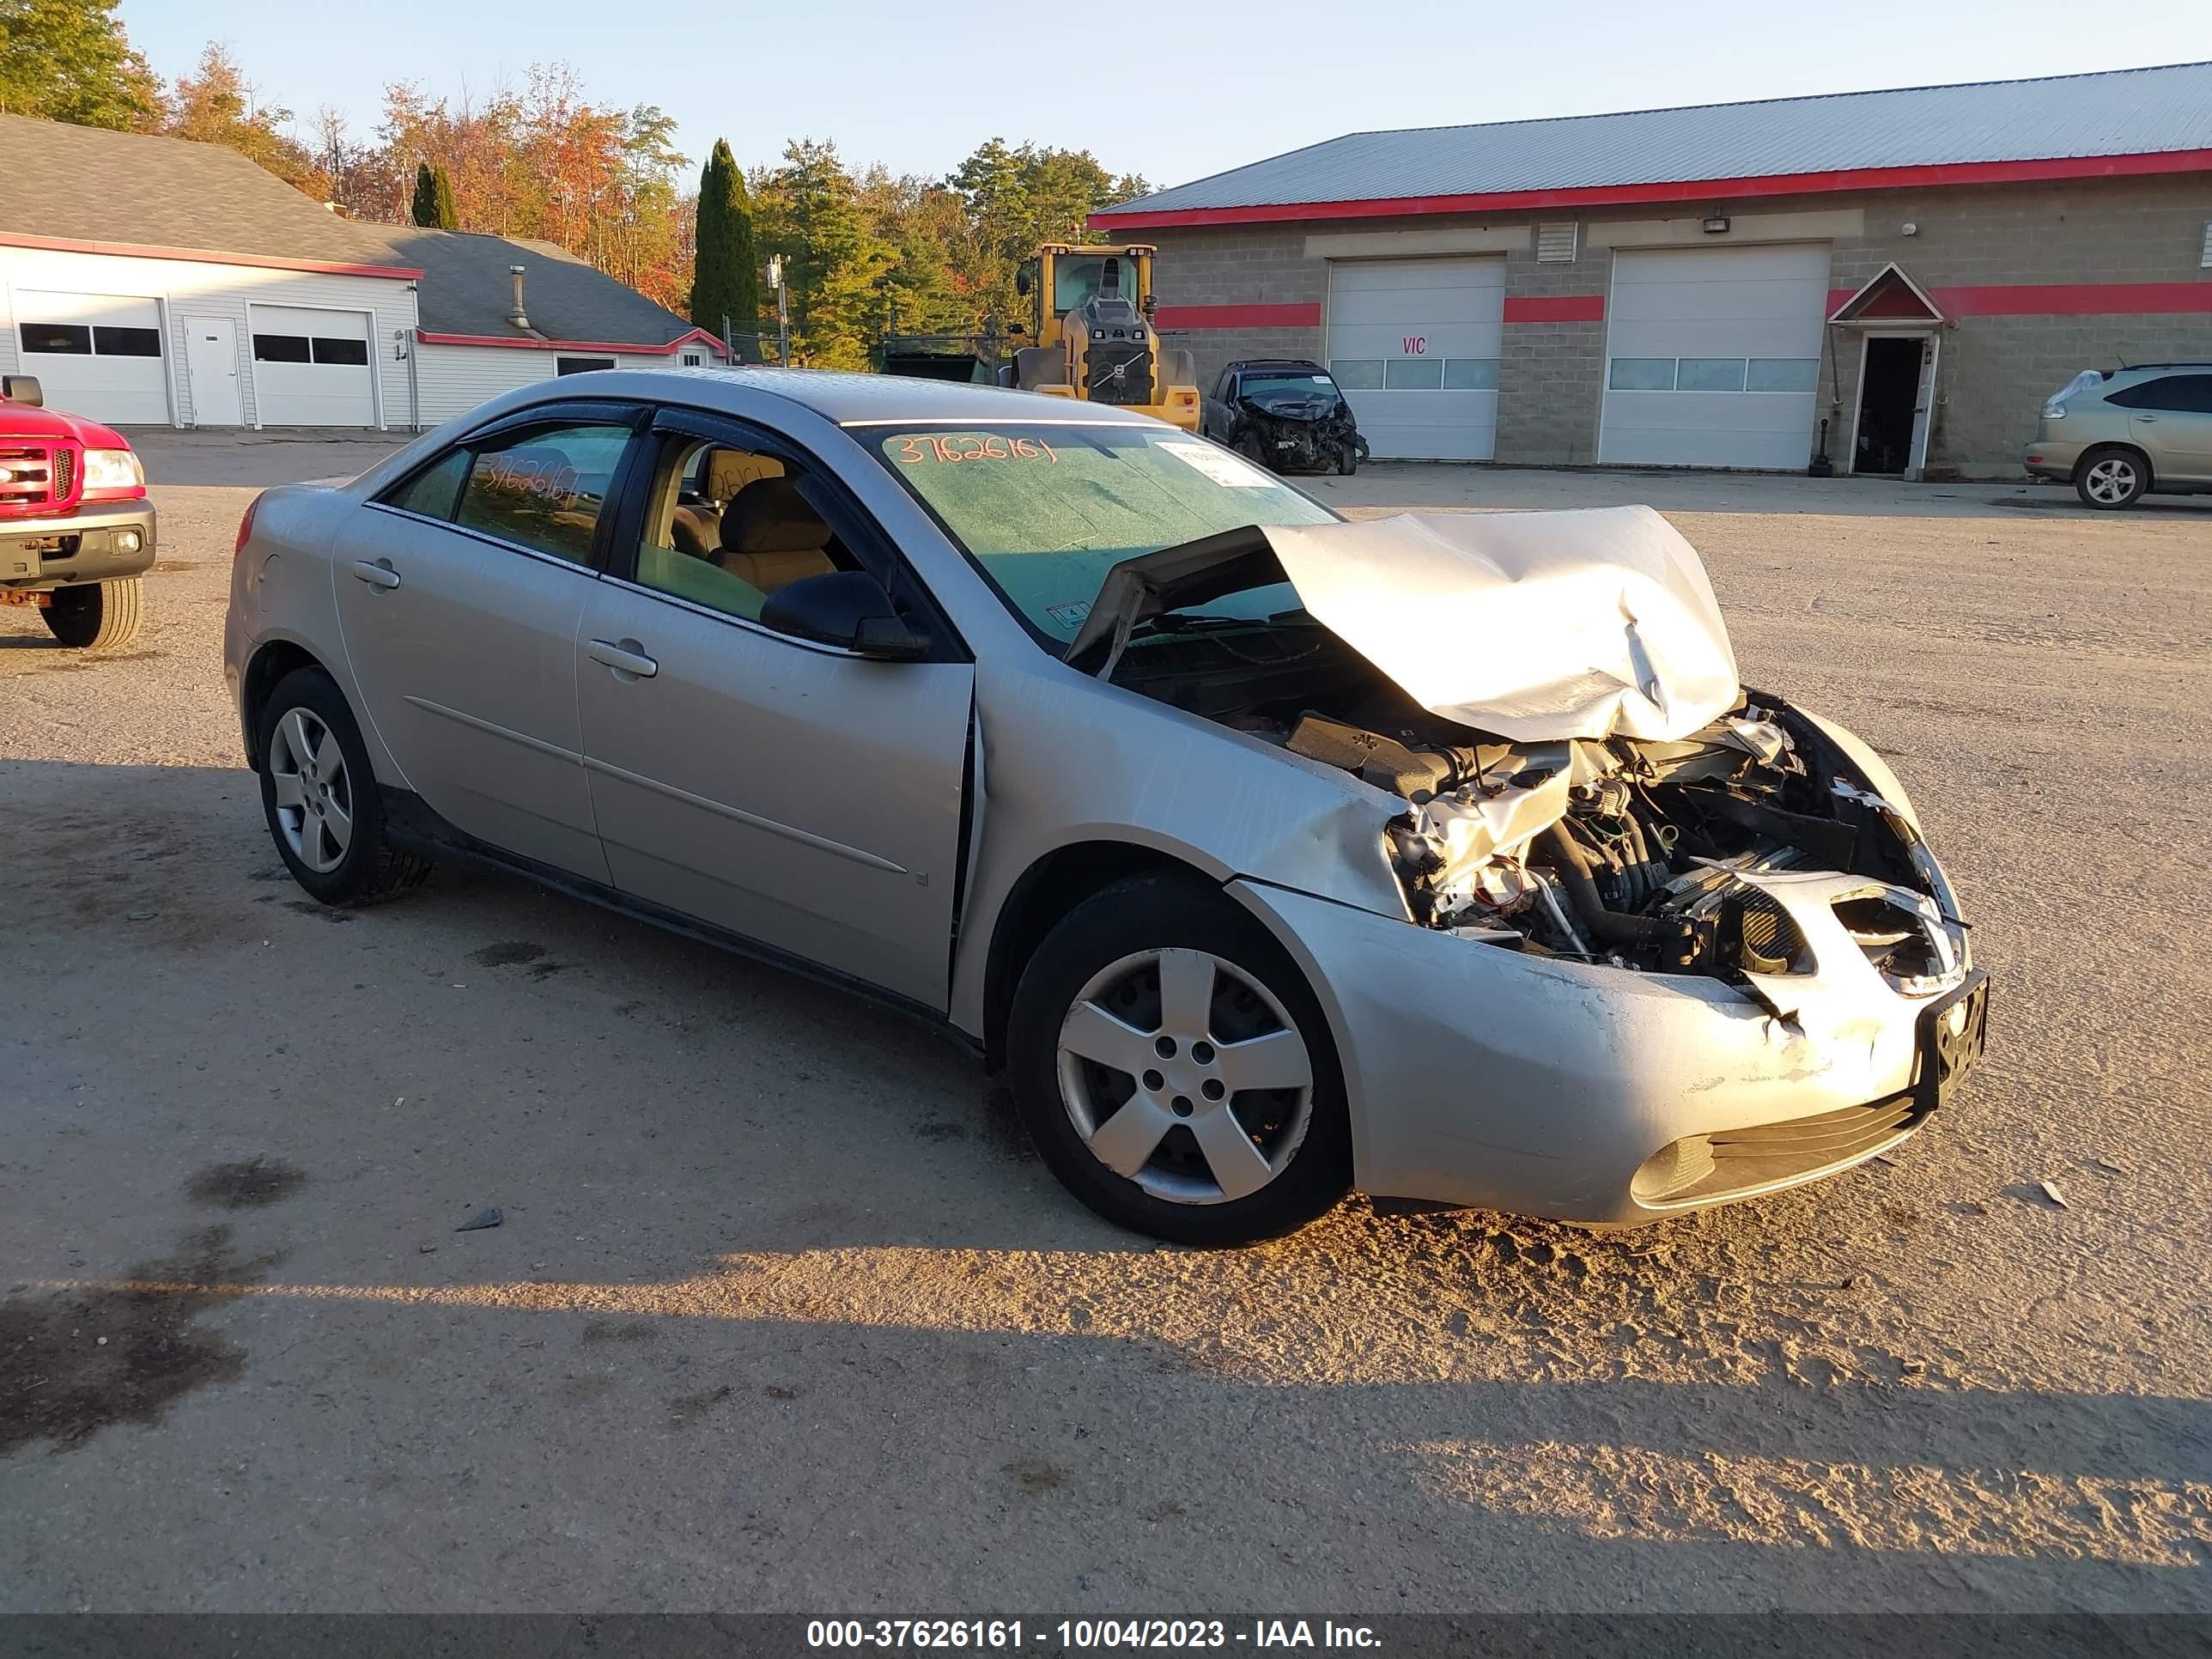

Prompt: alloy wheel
[2084,457,2137,505]
[267,707,353,874]
[1054,947,1314,1205]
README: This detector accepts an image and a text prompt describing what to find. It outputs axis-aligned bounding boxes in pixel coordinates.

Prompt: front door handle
[2136,414,2159,422]
[587,637,658,679]
[351,558,402,590]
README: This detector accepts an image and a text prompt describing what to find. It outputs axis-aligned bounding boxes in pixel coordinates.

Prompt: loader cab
[1021,245,1158,349]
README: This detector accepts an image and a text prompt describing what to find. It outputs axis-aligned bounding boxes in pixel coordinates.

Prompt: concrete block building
[1092,64,2212,477]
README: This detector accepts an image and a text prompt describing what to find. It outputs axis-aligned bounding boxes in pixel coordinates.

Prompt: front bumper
[0,499,157,588]
[1229,872,1984,1226]
[2022,438,2085,482]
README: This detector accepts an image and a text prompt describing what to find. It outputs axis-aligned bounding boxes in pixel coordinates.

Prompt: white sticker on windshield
[1159,441,1273,489]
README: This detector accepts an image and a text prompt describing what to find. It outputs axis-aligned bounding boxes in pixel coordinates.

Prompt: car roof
[2117,362,2212,374]
[563,365,1163,428]
[1228,359,1327,372]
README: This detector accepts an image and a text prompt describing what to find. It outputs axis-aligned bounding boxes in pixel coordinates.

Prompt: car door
[2122,374,2212,483]
[332,404,647,883]
[574,407,975,1011]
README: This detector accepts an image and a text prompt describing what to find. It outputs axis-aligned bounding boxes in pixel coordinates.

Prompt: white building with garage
[1097,63,2212,478]
[0,114,727,432]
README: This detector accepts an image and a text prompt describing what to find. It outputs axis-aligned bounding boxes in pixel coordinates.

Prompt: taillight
[234,492,263,561]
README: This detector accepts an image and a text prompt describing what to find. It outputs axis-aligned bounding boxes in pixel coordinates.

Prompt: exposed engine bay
[1109,626,1966,995]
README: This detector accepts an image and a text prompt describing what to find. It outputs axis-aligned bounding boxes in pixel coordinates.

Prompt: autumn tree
[0,0,159,130]
[690,140,759,346]
[163,42,317,189]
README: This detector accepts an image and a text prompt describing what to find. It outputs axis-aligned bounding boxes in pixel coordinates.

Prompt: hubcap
[1055,947,1313,1205]
[268,707,352,874]
[2087,459,2136,503]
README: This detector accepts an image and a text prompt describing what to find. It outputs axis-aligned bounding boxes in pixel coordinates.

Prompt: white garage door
[14,291,168,424]
[249,306,375,427]
[1326,258,1504,460]
[1597,245,1829,469]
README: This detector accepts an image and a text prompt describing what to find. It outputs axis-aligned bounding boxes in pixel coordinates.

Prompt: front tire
[42,578,143,648]
[1233,431,1275,474]
[2076,447,2148,509]
[255,666,430,907]
[1007,873,1351,1245]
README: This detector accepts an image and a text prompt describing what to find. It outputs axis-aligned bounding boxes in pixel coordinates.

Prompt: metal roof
[1095,62,2212,220]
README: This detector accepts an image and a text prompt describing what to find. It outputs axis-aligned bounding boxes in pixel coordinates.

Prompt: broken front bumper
[1228,874,1985,1226]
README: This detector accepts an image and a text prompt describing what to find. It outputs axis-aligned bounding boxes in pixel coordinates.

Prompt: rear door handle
[587,637,658,679]
[351,558,401,590]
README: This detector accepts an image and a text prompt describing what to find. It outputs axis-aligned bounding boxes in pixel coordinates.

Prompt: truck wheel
[42,578,143,648]
[1007,872,1351,1246]
[256,666,432,907]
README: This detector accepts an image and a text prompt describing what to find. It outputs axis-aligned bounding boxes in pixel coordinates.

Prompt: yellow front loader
[1009,244,1201,430]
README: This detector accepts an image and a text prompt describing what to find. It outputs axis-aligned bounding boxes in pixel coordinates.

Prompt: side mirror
[2,374,44,407]
[1015,270,1031,297]
[758,570,931,660]
[1140,293,1158,319]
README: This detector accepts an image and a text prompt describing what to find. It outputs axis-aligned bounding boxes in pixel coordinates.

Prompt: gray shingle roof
[0,114,703,347]
[1096,61,2212,218]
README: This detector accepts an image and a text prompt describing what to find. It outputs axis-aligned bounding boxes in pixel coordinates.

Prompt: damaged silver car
[225,370,1988,1246]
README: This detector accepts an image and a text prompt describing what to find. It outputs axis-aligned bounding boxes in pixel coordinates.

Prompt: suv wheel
[2076,447,2148,509]
[1007,873,1351,1245]
[256,666,431,906]
[42,578,143,648]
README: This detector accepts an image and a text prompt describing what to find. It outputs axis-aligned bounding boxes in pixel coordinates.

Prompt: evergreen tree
[410,161,458,228]
[689,139,758,347]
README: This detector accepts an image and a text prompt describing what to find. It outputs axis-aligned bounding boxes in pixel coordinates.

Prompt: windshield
[1241,371,1341,408]
[865,423,1336,648]
[1052,256,1133,314]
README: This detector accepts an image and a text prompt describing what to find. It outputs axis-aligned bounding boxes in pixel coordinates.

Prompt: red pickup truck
[0,374,156,648]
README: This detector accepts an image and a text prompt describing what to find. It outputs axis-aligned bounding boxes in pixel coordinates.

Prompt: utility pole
[767,255,791,367]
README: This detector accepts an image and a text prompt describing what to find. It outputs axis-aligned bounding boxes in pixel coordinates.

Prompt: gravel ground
[1,452,2207,1616]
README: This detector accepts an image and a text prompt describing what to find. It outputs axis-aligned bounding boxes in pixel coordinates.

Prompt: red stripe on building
[1505,295,1605,323]
[1091,149,2212,230]
[1152,302,1322,330]
[0,232,422,280]
[415,327,730,355]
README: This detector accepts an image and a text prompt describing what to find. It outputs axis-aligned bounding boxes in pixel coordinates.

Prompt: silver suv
[2024,363,2212,508]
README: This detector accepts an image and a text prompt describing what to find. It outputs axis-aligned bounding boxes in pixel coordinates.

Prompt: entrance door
[1325,258,1504,460]
[1850,335,1925,476]
[184,318,245,426]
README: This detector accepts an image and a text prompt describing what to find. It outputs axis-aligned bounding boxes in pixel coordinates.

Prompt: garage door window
[253,333,367,366]
[1747,358,1820,393]
[1608,359,1677,392]
[93,326,161,357]
[1678,358,1747,393]
[1384,358,1443,390]
[1329,360,1383,390]
[1443,358,1499,391]
[21,323,93,355]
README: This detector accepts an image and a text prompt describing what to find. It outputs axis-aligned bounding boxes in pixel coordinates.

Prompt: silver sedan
[224,369,1988,1245]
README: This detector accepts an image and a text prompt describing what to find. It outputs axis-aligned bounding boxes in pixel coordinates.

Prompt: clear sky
[118,0,2212,192]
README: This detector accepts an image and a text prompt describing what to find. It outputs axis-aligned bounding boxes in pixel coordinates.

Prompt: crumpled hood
[1072,505,1741,744]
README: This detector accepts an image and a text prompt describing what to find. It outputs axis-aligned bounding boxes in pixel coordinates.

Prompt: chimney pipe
[506,265,530,330]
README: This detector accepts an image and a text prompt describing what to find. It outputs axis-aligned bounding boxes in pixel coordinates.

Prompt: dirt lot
[2,443,2208,1615]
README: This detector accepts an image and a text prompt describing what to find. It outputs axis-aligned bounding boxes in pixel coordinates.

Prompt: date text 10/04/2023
[805,1620,1382,1650]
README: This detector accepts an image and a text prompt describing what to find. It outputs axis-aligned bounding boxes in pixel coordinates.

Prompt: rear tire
[42,578,143,648]
[2075,447,2148,509]
[1007,873,1351,1246]
[255,666,431,907]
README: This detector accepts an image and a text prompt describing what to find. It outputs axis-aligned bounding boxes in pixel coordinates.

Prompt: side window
[453,423,633,566]
[2107,376,2212,413]
[629,434,860,625]
[1211,368,1233,402]
[387,448,471,520]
